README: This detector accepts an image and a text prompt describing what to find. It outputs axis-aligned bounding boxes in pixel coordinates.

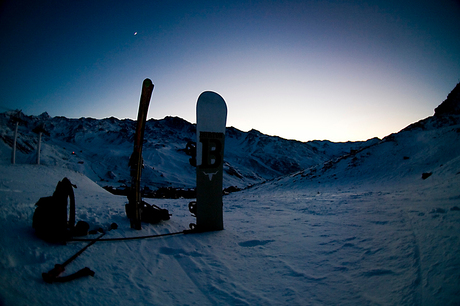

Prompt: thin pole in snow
[37,132,42,165]
[12,121,18,164]
[33,125,49,166]
[10,111,26,165]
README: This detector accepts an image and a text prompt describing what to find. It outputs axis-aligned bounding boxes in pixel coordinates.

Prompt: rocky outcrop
[434,82,460,116]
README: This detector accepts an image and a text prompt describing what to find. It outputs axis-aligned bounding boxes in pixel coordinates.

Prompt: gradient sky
[1,0,459,142]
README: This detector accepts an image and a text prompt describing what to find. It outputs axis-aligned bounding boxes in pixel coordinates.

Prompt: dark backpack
[33,177,77,242]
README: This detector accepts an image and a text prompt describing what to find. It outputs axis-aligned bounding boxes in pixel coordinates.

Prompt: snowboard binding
[188,201,197,217]
[125,201,170,225]
[185,141,197,167]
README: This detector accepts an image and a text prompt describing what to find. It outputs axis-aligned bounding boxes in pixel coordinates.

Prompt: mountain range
[0,108,378,191]
[1,82,458,195]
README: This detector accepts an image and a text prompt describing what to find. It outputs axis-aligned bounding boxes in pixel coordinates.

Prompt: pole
[12,122,18,164]
[37,132,42,165]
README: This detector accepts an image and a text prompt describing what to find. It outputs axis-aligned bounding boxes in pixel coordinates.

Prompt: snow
[1,161,459,305]
[1,87,460,305]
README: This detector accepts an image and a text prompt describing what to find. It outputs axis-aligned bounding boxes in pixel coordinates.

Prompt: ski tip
[143,78,154,88]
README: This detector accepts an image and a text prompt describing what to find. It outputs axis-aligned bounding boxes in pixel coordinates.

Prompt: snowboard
[192,91,227,232]
[127,79,154,230]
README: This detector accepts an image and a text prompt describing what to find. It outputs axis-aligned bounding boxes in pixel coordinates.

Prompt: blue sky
[1,0,459,142]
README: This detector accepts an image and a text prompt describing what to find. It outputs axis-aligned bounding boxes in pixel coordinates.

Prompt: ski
[190,91,227,232]
[127,79,154,230]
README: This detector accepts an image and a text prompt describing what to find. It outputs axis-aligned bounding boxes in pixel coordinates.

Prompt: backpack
[33,177,78,242]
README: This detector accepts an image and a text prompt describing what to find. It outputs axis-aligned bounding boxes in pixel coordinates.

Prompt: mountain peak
[434,82,460,116]
[38,112,50,120]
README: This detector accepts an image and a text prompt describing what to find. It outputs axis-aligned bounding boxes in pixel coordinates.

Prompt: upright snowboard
[127,79,154,230]
[193,91,227,232]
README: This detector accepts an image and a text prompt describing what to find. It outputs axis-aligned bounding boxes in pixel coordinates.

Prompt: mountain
[251,82,460,193]
[0,112,376,191]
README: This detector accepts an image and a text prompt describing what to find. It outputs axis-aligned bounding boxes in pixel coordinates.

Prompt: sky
[0,0,459,142]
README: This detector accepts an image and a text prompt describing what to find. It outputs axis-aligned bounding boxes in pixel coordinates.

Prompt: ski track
[403,185,460,306]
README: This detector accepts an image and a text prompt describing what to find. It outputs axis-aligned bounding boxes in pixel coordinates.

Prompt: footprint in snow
[159,247,202,257]
[238,239,275,247]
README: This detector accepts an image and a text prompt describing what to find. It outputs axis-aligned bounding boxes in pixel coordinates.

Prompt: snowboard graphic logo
[202,171,219,181]
[199,131,224,168]
[199,130,224,181]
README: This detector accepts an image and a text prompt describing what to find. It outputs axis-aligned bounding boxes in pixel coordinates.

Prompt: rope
[68,229,192,242]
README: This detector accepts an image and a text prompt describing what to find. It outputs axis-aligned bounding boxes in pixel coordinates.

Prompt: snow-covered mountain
[0,111,377,191]
[248,82,460,193]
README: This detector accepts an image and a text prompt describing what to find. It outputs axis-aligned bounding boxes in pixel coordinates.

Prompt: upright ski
[127,79,154,230]
[191,91,227,232]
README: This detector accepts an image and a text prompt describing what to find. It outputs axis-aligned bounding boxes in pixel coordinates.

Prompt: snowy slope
[253,105,460,193]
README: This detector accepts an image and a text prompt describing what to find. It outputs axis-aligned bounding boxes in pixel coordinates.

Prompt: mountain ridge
[2,82,458,192]
[249,82,460,193]
[0,111,375,190]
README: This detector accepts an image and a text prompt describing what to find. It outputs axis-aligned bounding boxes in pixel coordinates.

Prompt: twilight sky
[1,0,459,142]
